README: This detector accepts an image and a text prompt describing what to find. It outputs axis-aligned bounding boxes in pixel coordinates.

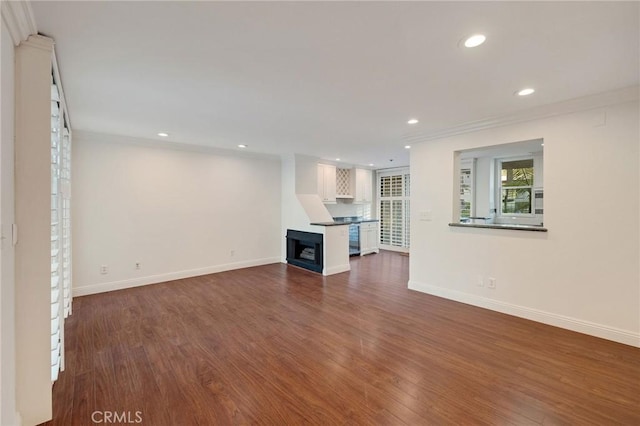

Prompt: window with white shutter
[377,168,410,251]
[51,70,72,382]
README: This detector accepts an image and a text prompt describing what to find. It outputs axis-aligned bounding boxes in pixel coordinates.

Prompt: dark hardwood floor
[43,251,639,425]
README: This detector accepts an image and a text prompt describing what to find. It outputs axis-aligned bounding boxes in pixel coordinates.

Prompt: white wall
[294,154,319,194]
[474,157,492,218]
[72,132,282,295]
[280,154,331,257]
[280,154,321,261]
[320,224,350,275]
[14,35,55,426]
[0,19,17,426]
[409,99,640,347]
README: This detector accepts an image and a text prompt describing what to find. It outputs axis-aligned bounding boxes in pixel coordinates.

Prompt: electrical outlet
[230,250,235,257]
[477,276,484,287]
[100,265,108,275]
[488,277,496,289]
[135,262,141,270]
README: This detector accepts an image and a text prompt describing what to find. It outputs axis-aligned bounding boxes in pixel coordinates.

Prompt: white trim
[323,263,350,276]
[73,257,281,297]
[18,34,51,52]
[403,85,640,144]
[376,166,410,178]
[0,0,37,46]
[379,245,409,254]
[360,248,379,256]
[408,280,640,348]
[375,166,411,175]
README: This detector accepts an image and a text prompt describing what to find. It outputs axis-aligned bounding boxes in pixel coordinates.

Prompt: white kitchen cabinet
[317,163,337,203]
[354,168,373,203]
[360,221,379,255]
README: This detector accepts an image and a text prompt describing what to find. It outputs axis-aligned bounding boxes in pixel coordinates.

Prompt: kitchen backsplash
[326,202,372,219]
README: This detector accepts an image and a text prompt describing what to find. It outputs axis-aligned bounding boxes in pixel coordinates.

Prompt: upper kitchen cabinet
[317,163,337,203]
[353,168,373,204]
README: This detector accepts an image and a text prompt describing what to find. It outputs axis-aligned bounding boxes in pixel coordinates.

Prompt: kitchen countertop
[449,222,548,232]
[311,217,379,226]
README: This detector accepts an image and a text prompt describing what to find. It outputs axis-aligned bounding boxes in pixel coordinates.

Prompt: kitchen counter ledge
[449,222,548,232]
[311,219,380,226]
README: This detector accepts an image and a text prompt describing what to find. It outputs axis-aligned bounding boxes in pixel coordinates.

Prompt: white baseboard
[379,245,409,254]
[408,280,640,348]
[73,257,281,297]
[323,263,351,276]
[360,248,380,256]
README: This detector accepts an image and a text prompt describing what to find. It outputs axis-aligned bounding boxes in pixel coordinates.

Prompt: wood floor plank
[68,370,94,426]
[42,251,640,425]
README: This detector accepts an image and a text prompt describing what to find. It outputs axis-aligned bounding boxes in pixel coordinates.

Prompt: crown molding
[21,33,52,51]
[404,85,640,144]
[1,0,37,46]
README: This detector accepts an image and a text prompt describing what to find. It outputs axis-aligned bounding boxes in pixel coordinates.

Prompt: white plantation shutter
[51,71,72,382]
[377,169,410,250]
[51,76,61,381]
[61,129,72,318]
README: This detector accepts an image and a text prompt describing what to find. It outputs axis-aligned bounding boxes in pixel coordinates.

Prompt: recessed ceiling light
[157,132,169,137]
[237,144,248,148]
[517,88,535,96]
[464,34,486,48]
[336,158,341,161]
[368,163,374,167]
[407,119,419,125]
[404,145,411,149]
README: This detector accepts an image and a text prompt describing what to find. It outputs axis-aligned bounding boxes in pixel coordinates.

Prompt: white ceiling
[32,1,639,168]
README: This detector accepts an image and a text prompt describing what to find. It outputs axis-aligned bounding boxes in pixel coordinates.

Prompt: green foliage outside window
[501,159,533,214]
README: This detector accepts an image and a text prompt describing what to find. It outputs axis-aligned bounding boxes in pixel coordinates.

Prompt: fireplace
[286,229,323,273]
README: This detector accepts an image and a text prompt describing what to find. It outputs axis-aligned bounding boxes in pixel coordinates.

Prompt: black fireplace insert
[286,229,323,273]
